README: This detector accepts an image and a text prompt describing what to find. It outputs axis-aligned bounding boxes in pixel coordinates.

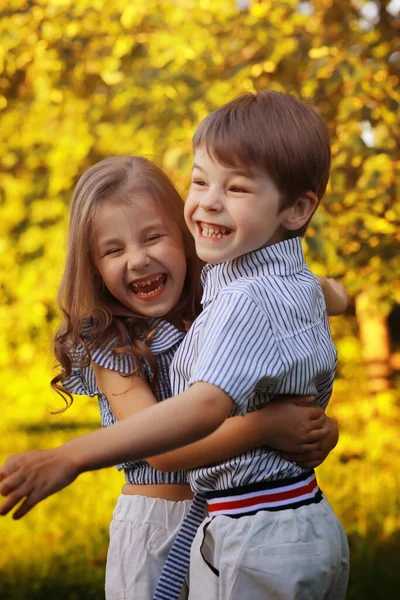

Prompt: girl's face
[93,195,187,321]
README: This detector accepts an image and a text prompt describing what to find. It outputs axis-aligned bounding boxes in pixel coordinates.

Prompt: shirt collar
[147,318,186,354]
[201,237,306,306]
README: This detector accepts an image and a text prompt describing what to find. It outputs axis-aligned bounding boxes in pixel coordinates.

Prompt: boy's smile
[184,147,290,264]
[198,222,232,241]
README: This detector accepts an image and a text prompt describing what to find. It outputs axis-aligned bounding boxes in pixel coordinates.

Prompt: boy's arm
[0,382,232,518]
[316,275,348,315]
[92,365,329,473]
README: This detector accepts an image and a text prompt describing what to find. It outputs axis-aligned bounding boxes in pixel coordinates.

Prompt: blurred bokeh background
[1,1,399,598]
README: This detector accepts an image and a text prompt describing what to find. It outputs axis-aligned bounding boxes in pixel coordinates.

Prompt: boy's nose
[198,188,223,212]
[127,249,150,271]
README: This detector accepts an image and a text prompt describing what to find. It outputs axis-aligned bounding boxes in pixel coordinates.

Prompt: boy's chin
[195,245,236,264]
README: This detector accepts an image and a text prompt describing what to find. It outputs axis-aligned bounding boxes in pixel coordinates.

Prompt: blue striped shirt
[63,318,187,485]
[170,237,337,493]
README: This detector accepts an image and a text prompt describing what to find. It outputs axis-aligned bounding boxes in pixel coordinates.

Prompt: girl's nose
[127,248,150,271]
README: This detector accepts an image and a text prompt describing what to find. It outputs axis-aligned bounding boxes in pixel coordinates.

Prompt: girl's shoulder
[61,320,138,397]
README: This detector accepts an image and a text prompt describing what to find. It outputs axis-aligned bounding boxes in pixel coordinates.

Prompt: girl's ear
[281,191,319,231]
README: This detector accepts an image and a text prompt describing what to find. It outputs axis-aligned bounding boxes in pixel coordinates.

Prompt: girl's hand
[0,448,79,519]
[315,275,348,316]
[280,417,339,469]
[257,395,327,454]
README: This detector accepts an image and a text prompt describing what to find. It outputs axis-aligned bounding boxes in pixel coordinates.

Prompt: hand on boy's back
[0,448,79,519]
[279,416,339,469]
[257,395,338,468]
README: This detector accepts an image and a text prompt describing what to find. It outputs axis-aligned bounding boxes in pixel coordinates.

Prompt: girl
[1,155,343,599]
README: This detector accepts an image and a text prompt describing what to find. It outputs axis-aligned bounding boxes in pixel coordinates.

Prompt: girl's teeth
[132,274,163,288]
[136,283,164,297]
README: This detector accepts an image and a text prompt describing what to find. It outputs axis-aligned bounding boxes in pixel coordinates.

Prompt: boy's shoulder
[214,269,326,334]
[218,267,319,304]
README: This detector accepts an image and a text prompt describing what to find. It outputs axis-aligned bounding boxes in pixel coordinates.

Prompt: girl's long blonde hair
[52,155,202,409]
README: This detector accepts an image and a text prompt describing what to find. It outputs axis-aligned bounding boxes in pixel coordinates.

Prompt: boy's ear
[281,191,319,231]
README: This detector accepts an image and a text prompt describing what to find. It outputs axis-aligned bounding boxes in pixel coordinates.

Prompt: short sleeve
[61,339,150,398]
[190,291,284,414]
[90,339,135,374]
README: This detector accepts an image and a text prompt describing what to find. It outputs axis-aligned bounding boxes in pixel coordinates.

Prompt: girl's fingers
[303,427,328,444]
[308,409,325,423]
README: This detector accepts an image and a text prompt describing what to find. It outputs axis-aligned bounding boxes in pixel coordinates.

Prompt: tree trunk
[355,292,392,393]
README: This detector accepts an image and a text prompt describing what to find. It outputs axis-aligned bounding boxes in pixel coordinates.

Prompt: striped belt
[206,470,322,517]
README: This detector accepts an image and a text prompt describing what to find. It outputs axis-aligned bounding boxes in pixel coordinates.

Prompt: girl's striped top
[62,318,187,485]
[170,237,338,494]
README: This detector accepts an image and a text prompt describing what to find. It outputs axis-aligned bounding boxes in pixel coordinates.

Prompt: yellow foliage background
[1,1,399,598]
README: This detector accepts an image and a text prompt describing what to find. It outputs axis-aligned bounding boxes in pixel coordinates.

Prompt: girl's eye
[192,179,206,187]
[104,248,122,256]
[146,234,163,242]
[230,186,248,193]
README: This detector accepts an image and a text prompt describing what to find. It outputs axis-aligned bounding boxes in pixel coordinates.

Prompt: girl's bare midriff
[122,482,194,502]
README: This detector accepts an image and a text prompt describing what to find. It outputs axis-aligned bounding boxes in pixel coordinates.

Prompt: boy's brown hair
[193,90,331,235]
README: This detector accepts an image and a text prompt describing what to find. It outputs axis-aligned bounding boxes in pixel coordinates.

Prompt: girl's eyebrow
[97,222,166,247]
[96,236,121,249]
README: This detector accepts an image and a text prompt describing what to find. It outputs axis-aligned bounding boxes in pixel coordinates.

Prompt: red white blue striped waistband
[205,471,322,517]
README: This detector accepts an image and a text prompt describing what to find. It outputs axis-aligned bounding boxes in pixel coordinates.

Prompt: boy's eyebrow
[192,162,252,178]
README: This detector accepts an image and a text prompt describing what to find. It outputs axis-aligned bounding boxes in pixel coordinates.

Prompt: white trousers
[106,494,192,600]
[188,497,349,600]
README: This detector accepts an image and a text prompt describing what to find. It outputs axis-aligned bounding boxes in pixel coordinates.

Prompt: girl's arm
[280,417,339,469]
[92,363,158,419]
[316,275,348,315]
[148,396,329,471]
[92,365,332,472]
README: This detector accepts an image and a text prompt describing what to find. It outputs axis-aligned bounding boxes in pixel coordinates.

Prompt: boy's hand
[257,395,327,454]
[0,448,79,519]
[280,417,339,468]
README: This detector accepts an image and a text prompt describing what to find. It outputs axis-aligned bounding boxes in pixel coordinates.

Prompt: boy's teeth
[201,223,230,238]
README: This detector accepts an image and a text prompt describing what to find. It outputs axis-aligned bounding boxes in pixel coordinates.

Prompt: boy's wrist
[61,439,89,476]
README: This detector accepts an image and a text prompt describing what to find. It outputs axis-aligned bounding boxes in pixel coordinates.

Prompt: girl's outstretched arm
[0,382,232,519]
[316,275,348,315]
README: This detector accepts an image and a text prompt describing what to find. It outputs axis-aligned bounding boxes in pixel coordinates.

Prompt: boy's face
[185,146,289,263]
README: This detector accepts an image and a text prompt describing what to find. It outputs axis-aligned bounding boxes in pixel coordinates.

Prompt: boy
[0,91,349,599]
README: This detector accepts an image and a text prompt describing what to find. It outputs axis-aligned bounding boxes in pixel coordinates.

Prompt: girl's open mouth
[130,273,167,300]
